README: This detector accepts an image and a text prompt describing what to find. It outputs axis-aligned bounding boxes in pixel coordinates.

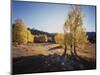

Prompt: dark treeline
[28,28,96,43]
[29,28,56,38]
[87,32,96,43]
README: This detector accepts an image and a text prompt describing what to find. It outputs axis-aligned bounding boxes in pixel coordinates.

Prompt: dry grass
[12,44,48,58]
[12,43,96,60]
[77,43,96,60]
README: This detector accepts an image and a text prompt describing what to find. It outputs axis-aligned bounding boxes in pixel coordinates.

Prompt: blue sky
[12,1,96,33]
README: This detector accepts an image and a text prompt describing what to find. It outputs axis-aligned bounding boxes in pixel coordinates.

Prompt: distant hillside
[86,32,96,43]
[29,28,56,38]
[28,28,96,43]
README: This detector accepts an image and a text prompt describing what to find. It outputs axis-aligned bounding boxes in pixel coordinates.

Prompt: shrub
[54,33,64,45]
[27,30,34,43]
[13,19,34,44]
[34,35,48,43]
[13,19,28,44]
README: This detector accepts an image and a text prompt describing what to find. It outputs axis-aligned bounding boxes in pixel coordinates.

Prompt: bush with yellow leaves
[13,19,34,44]
[54,33,64,45]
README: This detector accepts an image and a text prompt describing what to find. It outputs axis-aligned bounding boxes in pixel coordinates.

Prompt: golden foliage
[34,35,48,43]
[75,26,88,49]
[64,6,88,51]
[13,19,34,44]
[54,33,64,45]
[13,19,28,44]
[27,30,34,43]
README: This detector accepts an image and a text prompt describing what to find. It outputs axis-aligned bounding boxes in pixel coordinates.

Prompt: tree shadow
[68,53,96,70]
[12,54,96,74]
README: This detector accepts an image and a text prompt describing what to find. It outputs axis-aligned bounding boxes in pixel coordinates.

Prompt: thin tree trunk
[73,37,77,56]
[70,44,73,55]
[73,43,76,55]
[64,44,67,55]
[73,30,77,56]
[70,33,73,55]
[63,33,67,56]
[63,41,67,56]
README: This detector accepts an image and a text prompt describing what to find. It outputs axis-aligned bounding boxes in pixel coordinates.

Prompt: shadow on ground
[12,54,96,74]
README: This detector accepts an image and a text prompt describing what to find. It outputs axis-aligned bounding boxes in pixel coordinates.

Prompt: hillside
[29,28,56,38]
[28,28,96,43]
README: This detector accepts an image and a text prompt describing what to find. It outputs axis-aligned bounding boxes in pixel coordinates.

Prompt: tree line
[12,20,64,44]
[12,19,65,44]
[12,6,88,56]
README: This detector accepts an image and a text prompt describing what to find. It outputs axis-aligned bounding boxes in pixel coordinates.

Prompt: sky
[12,1,96,33]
